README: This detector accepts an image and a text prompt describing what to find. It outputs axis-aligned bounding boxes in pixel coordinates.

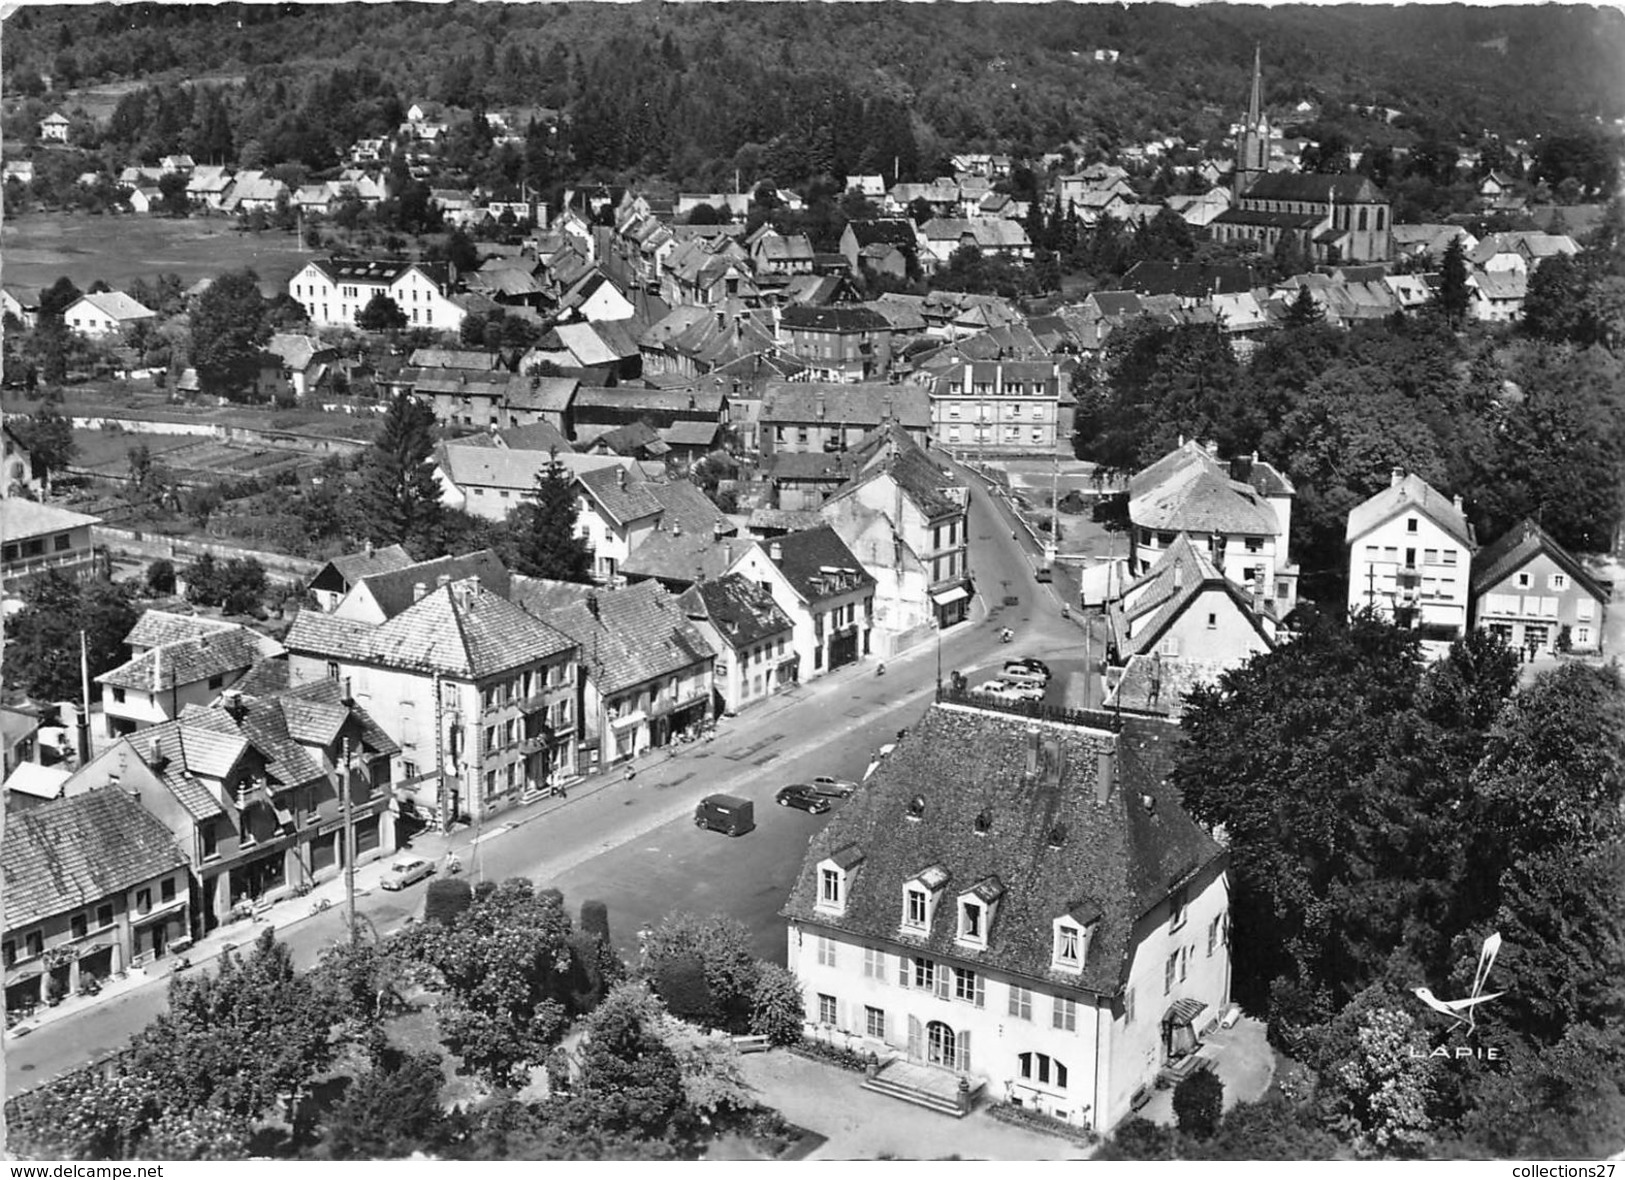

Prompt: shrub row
[987,1100,1100,1146]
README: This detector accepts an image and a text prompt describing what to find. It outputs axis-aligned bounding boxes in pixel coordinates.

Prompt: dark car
[1008,657,1051,679]
[775,784,832,814]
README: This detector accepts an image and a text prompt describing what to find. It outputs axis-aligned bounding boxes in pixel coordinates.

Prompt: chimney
[723,541,733,566]
[437,573,452,589]
[1452,494,1463,513]
[364,539,374,558]
[152,645,162,692]
[413,581,428,602]
[226,689,246,721]
[1141,792,1156,814]
[1095,747,1114,805]
[148,735,166,771]
[671,520,682,537]
[1391,467,1404,488]
[1172,563,1184,590]
[1024,727,1041,778]
[1205,440,1219,457]
[617,467,627,490]
[770,541,783,563]
[342,676,354,705]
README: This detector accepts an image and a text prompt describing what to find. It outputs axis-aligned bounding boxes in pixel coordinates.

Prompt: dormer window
[955,876,1004,950]
[1053,902,1101,975]
[1055,924,1081,966]
[821,868,842,908]
[904,887,928,931]
[817,847,863,916]
[960,900,982,941]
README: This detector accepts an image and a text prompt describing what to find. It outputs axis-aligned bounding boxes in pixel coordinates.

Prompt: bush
[580,900,610,944]
[748,963,805,1047]
[146,558,176,595]
[653,955,718,1025]
[422,879,473,926]
[988,1101,1099,1146]
[1094,1116,1176,1160]
[786,1038,869,1072]
[1174,1068,1224,1139]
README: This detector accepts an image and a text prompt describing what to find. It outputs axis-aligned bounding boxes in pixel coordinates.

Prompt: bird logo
[1414,932,1503,1033]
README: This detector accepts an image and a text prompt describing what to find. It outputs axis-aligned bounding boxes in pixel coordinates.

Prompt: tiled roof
[531,580,715,697]
[678,573,796,650]
[4,790,188,929]
[319,544,416,589]
[1243,172,1387,204]
[760,525,875,604]
[578,465,663,526]
[844,219,917,249]
[1106,654,1244,719]
[1,500,101,542]
[1470,518,1608,601]
[747,508,827,533]
[779,305,891,333]
[781,704,1224,995]
[97,625,284,692]
[354,550,512,620]
[1129,443,1281,537]
[75,291,157,322]
[768,451,861,482]
[506,375,579,412]
[116,717,243,819]
[1111,535,1273,657]
[571,385,726,415]
[278,679,399,756]
[1345,473,1473,548]
[760,381,930,430]
[1122,262,1262,298]
[233,657,295,698]
[124,610,235,652]
[438,444,622,493]
[295,580,575,680]
[498,422,574,452]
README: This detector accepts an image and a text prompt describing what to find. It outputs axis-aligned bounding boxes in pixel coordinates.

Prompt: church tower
[1233,45,1269,199]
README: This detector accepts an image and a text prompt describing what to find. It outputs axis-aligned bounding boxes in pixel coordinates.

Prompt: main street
[6,462,1099,1091]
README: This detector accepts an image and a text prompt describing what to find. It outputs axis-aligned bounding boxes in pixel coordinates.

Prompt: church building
[1209,49,1393,265]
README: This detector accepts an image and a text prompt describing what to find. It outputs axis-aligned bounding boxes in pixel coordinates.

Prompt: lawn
[2,211,313,297]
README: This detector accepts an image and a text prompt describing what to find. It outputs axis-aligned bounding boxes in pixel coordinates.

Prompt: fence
[93,526,321,583]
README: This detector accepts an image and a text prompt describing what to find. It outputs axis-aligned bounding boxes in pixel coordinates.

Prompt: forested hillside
[6,2,1624,190]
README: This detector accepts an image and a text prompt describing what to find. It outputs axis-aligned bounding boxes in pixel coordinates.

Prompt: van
[695,793,755,836]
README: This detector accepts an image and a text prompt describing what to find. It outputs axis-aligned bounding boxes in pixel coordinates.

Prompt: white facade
[727,544,875,681]
[787,857,1229,1133]
[289,261,465,333]
[1348,504,1471,637]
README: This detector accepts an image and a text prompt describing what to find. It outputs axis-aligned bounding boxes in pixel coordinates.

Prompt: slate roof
[1129,443,1282,537]
[1242,172,1387,204]
[1470,518,1608,601]
[1107,654,1232,720]
[352,550,512,619]
[832,425,964,520]
[781,704,1224,995]
[571,385,726,416]
[747,508,828,534]
[438,443,622,493]
[760,382,930,430]
[1345,473,1474,548]
[530,579,716,697]
[288,580,575,680]
[780,305,891,333]
[118,717,244,820]
[1122,262,1262,299]
[678,572,796,649]
[4,790,189,929]
[844,219,917,249]
[311,544,415,595]
[761,526,875,604]
[1111,534,1274,657]
[1,500,101,542]
[497,421,574,452]
[506,374,580,413]
[768,451,862,483]
[97,625,284,692]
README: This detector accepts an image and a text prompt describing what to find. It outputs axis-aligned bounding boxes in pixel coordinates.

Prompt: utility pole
[433,671,449,834]
[341,737,356,946]
[78,630,92,765]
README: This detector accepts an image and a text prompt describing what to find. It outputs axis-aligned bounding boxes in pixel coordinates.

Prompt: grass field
[2,211,313,297]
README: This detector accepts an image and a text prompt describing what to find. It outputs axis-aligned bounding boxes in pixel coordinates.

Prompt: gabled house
[266,333,340,400]
[96,612,284,739]
[1345,469,1476,647]
[160,154,195,175]
[63,291,157,338]
[64,680,398,934]
[929,361,1063,456]
[289,257,464,333]
[840,220,918,275]
[776,305,895,383]
[1471,270,1527,323]
[677,574,797,715]
[1128,440,1298,618]
[307,543,415,613]
[783,702,1229,1133]
[331,549,512,625]
[1,501,103,591]
[38,112,70,142]
[4,790,189,1007]
[184,165,234,209]
[726,526,877,680]
[1471,518,1608,656]
[819,425,972,631]
[614,480,740,591]
[434,444,625,523]
[574,464,663,583]
[517,579,715,769]
[285,578,578,823]
[3,421,43,498]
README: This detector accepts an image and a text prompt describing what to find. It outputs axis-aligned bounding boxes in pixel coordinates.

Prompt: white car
[809,775,857,798]
[1000,665,1049,687]
[976,679,1044,704]
[380,857,436,891]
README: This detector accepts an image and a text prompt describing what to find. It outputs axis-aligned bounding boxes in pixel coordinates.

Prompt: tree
[1432,236,1472,329]
[355,392,445,559]
[1094,1116,1177,1160]
[508,452,592,581]
[10,388,75,491]
[1520,252,1590,343]
[1282,284,1325,329]
[4,572,137,702]
[157,171,190,217]
[128,929,335,1121]
[576,983,688,1142]
[1173,1069,1224,1139]
[146,558,176,596]
[749,963,806,1046]
[1324,1001,1438,1157]
[38,275,83,319]
[424,878,475,925]
[189,268,271,400]
[640,912,761,1033]
[354,292,408,333]
[322,1050,448,1159]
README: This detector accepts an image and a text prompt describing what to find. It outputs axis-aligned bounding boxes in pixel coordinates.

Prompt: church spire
[1247,44,1263,129]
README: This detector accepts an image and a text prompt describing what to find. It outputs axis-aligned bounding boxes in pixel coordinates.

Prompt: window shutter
[974,973,986,1009]
[1543,596,1559,618]
[899,955,910,987]
[956,1029,972,1073]
[837,998,847,1029]
[907,1015,922,1060]
[935,969,951,1001]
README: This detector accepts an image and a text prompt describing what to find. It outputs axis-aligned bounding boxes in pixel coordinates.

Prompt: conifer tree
[356,393,445,559]
[1434,236,1473,329]
[509,451,593,582]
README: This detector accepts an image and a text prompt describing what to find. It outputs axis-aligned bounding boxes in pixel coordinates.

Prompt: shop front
[828,625,861,671]
[932,583,971,628]
[229,846,288,909]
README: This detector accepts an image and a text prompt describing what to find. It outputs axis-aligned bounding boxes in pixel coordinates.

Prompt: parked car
[1035,566,1054,583]
[1008,657,1051,678]
[1001,663,1049,686]
[976,679,1043,704]
[775,784,832,814]
[809,774,857,798]
[380,857,436,891]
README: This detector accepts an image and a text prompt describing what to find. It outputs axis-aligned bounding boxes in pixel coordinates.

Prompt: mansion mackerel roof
[782,704,1224,996]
